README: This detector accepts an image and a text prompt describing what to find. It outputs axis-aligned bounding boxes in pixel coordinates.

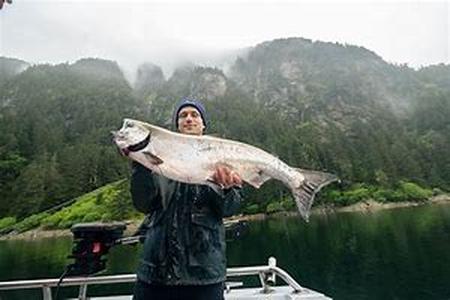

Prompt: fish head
[113,119,151,155]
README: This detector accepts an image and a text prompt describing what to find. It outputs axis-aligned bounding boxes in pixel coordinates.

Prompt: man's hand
[212,165,242,189]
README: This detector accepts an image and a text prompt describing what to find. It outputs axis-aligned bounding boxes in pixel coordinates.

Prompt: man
[131,97,242,300]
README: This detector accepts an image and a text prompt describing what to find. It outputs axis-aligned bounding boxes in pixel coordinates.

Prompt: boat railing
[0,257,303,300]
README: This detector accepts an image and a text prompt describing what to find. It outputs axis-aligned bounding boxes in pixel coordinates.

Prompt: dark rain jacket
[130,162,241,285]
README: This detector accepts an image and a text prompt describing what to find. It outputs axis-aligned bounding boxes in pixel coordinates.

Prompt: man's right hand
[212,166,242,189]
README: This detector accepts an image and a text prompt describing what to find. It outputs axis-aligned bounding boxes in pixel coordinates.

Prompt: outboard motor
[67,222,127,276]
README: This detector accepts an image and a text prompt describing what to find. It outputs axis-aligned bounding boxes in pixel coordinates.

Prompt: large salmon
[113,119,338,221]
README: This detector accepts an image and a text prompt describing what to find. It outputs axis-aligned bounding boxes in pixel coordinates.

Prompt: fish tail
[292,169,339,222]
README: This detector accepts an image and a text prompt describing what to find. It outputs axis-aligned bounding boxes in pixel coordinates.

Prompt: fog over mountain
[1,0,448,82]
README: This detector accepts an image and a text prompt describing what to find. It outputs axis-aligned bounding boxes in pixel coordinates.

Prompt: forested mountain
[0,38,449,222]
[0,57,29,84]
[0,58,146,218]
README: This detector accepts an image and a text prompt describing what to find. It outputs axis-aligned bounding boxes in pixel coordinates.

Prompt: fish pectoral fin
[142,151,164,165]
[244,170,271,188]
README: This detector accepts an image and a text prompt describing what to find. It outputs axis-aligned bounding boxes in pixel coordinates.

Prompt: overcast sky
[0,0,449,78]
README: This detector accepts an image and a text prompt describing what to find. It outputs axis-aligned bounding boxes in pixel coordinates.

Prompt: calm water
[1,203,450,300]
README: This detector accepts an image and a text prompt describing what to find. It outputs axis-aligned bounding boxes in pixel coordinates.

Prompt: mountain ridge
[0,37,448,221]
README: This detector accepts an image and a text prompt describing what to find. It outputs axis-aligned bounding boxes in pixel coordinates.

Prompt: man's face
[177,106,205,136]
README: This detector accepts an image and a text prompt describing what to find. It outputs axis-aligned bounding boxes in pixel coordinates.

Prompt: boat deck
[79,286,331,300]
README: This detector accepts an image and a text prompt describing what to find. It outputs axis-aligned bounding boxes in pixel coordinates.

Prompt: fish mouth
[121,133,151,155]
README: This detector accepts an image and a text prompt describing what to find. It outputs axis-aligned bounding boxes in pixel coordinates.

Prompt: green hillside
[0,180,141,233]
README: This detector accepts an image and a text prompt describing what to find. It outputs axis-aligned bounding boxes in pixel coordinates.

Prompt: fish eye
[125,121,134,128]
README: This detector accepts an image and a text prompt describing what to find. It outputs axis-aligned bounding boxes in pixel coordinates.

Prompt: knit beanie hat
[173,97,208,130]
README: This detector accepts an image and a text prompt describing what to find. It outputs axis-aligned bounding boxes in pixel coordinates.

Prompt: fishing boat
[0,257,332,300]
[0,222,332,299]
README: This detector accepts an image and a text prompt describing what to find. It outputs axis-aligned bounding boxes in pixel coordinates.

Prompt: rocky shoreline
[2,195,449,241]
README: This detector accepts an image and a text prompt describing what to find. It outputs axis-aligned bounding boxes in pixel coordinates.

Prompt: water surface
[1,203,450,299]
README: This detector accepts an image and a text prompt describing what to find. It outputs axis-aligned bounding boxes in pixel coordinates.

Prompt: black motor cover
[68,222,126,276]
